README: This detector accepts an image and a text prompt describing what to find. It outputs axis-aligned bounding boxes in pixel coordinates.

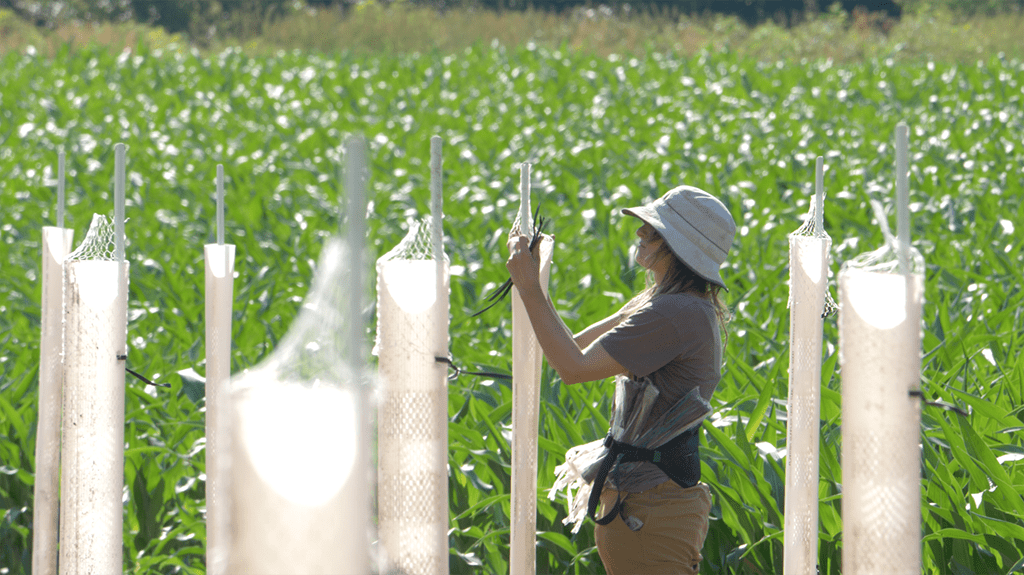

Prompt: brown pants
[594,481,712,575]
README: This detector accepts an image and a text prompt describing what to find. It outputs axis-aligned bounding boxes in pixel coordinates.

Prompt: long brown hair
[621,235,731,345]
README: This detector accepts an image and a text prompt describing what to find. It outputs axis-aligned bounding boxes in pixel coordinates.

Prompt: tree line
[1,0,1021,41]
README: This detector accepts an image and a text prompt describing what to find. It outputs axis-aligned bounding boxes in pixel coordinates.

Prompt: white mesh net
[65,214,118,263]
[842,199,925,276]
[788,200,838,317]
[375,216,450,575]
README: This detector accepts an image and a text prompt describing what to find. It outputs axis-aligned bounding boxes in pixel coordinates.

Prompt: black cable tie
[126,366,171,388]
[435,356,511,381]
[909,390,969,417]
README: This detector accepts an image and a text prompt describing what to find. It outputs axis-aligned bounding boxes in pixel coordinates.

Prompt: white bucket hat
[622,185,736,289]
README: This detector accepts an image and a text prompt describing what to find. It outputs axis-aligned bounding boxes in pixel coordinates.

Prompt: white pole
[205,163,235,575]
[814,156,824,231]
[217,164,225,246]
[782,157,829,575]
[32,223,73,575]
[376,137,450,575]
[343,135,372,575]
[345,136,367,373]
[114,144,125,263]
[57,151,66,229]
[839,130,922,575]
[895,124,910,275]
[431,136,444,264]
[518,163,532,233]
[509,162,553,575]
[59,216,129,575]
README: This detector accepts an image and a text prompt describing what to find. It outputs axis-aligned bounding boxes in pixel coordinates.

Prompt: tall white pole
[59,213,129,575]
[840,126,923,575]
[33,158,74,575]
[509,162,553,575]
[783,156,829,575]
[205,164,235,575]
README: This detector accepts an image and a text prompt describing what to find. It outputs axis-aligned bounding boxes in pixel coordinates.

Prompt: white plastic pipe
[782,157,828,575]
[204,165,235,574]
[509,163,554,575]
[59,257,129,575]
[32,225,73,575]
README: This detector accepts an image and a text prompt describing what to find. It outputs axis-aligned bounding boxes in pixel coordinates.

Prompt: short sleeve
[597,297,711,378]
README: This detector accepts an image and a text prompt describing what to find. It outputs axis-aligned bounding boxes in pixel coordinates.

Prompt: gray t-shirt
[596,292,722,492]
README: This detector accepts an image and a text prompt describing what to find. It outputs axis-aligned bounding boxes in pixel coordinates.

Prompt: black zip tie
[116,354,171,388]
[909,390,968,417]
[470,204,548,318]
[435,356,511,381]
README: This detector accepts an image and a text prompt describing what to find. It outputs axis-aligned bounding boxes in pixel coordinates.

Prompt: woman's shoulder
[648,292,716,317]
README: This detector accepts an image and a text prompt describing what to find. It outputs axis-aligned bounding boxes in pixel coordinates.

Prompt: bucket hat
[622,185,736,289]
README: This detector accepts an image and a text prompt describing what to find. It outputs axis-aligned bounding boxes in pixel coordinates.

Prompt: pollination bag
[783,170,837,575]
[225,237,371,575]
[60,213,129,575]
[839,200,924,575]
[375,215,450,575]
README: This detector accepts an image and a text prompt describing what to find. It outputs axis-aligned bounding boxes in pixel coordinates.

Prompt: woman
[506,185,736,574]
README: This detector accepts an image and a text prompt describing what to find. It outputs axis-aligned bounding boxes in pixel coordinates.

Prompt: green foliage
[1,41,1023,574]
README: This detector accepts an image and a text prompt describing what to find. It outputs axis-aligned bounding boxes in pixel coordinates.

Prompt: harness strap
[586,427,701,525]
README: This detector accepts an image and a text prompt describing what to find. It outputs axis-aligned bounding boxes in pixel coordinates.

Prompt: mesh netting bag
[839,198,924,575]
[374,215,450,575]
[225,237,371,574]
[783,183,836,575]
[59,213,129,574]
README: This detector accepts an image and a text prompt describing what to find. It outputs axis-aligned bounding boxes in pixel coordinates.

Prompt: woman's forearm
[515,284,624,384]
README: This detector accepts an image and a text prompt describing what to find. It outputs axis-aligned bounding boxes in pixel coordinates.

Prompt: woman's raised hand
[506,234,541,294]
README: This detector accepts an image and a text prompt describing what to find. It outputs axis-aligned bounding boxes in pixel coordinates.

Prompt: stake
[57,152,66,229]
[895,124,910,275]
[344,136,367,373]
[431,136,443,263]
[519,163,531,232]
[217,164,225,246]
[814,156,824,231]
[114,144,126,263]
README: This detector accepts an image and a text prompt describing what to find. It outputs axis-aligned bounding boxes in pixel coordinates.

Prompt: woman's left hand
[506,234,543,295]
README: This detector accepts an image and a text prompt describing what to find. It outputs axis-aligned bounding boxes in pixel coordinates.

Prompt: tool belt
[586,425,701,525]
